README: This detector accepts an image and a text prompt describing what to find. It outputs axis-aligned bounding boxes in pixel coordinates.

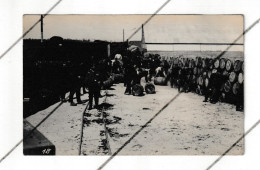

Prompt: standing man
[68,62,83,106]
[124,61,136,95]
[87,65,102,110]
[203,72,223,104]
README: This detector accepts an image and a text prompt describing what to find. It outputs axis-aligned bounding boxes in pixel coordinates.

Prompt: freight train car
[23,37,125,117]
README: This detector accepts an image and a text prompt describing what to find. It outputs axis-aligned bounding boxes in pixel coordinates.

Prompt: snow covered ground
[25,80,244,155]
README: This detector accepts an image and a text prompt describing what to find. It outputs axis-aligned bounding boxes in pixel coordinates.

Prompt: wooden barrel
[219,58,226,70]
[224,81,232,93]
[232,82,240,95]
[145,83,156,94]
[132,84,144,96]
[234,60,242,72]
[205,78,209,88]
[214,59,220,68]
[238,72,244,84]
[225,59,232,72]
[229,71,237,83]
[193,67,198,75]
[154,77,167,86]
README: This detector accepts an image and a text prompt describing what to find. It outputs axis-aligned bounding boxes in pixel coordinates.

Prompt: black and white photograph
[2,0,260,169]
[23,14,244,156]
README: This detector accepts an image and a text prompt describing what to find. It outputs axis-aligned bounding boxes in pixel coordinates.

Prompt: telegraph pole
[41,15,43,43]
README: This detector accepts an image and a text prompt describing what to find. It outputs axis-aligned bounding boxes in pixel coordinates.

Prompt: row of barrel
[170,56,244,104]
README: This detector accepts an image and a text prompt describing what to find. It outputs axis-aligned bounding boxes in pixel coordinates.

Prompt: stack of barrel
[171,56,244,105]
[220,59,244,104]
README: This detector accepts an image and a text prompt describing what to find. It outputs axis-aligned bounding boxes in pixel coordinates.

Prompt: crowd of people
[59,50,168,109]
[55,49,242,111]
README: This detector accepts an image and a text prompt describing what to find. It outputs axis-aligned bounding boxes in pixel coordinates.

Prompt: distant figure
[112,58,122,74]
[161,60,170,74]
[182,67,191,92]
[124,62,136,95]
[68,62,83,106]
[155,66,166,77]
[86,66,102,110]
[203,71,214,103]
[235,83,244,111]
[169,64,179,88]
[176,67,184,92]
[132,66,143,85]
[204,72,223,104]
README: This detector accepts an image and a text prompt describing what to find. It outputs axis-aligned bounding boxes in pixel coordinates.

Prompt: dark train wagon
[23,38,116,118]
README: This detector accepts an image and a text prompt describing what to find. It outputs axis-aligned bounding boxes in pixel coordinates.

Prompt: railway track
[78,90,112,155]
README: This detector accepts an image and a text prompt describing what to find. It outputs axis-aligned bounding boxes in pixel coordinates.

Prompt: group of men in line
[60,52,164,107]
[58,52,243,111]
[59,58,111,109]
[167,63,227,104]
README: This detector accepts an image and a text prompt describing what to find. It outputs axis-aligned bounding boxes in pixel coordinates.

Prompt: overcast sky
[23,15,243,51]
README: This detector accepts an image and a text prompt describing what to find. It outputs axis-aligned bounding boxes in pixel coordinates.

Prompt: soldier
[203,75,213,102]
[235,83,244,111]
[68,62,84,106]
[155,65,167,77]
[182,67,191,92]
[132,65,143,85]
[112,58,122,74]
[87,65,102,110]
[58,61,69,102]
[176,68,183,92]
[204,72,223,104]
[169,63,179,88]
[124,61,136,95]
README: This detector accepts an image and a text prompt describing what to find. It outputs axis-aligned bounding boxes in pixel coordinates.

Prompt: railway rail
[78,89,112,155]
